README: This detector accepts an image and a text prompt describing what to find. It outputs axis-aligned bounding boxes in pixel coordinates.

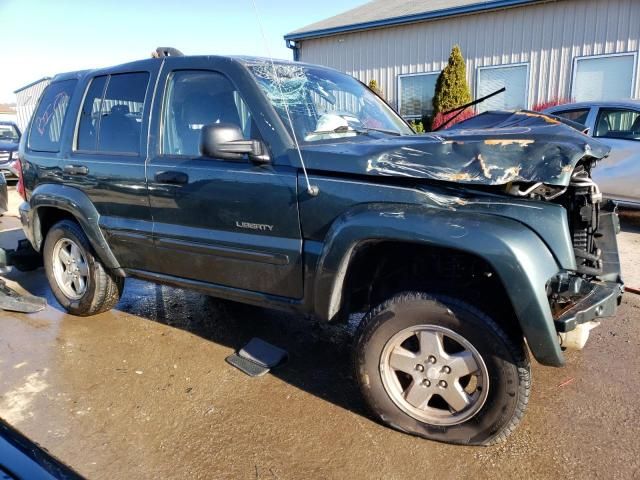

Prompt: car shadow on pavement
[6,265,371,420]
[145,284,370,419]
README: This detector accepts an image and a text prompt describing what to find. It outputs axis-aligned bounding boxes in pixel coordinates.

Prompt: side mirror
[200,123,270,164]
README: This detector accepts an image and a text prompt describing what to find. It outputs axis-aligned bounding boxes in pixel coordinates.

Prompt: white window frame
[397,72,440,119]
[570,52,638,100]
[475,62,530,111]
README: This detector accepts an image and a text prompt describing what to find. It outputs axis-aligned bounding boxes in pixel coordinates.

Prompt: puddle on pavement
[0,263,638,479]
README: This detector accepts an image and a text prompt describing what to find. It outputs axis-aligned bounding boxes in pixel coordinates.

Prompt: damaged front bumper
[554,281,623,333]
[549,202,624,344]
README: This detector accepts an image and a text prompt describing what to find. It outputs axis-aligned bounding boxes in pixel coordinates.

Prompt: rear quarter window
[28,79,77,152]
[552,108,590,126]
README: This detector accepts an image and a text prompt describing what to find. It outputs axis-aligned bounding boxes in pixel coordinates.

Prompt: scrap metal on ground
[0,238,45,313]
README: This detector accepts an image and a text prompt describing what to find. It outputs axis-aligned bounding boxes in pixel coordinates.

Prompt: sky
[0,0,367,103]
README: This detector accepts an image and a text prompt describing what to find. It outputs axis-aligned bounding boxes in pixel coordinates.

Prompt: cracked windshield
[247,62,413,142]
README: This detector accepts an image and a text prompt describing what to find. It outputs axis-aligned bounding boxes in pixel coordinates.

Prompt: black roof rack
[152,47,184,58]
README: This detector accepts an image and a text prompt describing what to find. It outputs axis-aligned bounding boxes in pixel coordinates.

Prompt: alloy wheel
[380,324,489,426]
[51,238,89,300]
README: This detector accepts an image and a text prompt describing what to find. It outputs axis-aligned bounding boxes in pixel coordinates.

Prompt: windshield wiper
[359,126,402,136]
[310,126,370,136]
[433,87,506,131]
[310,126,401,137]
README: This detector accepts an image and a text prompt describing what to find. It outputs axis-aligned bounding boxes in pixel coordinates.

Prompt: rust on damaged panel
[301,112,610,187]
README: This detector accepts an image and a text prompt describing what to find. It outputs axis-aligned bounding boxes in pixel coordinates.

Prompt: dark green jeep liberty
[16,52,623,445]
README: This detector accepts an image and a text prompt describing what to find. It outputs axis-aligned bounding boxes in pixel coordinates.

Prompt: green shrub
[368,79,383,98]
[409,120,425,133]
[432,45,472,114]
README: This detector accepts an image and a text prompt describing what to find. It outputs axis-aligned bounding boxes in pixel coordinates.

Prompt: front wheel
[43,219,124,316]
[354,292,530,445]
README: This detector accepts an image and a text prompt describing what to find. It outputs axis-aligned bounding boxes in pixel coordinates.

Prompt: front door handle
[154,171,189,185]
[63,165,89,175]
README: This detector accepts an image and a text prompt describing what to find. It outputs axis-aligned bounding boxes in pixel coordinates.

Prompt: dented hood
[300,111,610,186]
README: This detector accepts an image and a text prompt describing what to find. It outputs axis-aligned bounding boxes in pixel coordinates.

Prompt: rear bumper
[0,201,42,271]
[18,201,37,248]
[0,162,18,177]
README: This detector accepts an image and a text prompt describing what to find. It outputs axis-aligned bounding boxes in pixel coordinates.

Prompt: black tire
[43,219,124,316]
[354,292,530,446]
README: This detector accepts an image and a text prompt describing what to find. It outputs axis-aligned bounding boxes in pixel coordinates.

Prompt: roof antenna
[249,0,319,196]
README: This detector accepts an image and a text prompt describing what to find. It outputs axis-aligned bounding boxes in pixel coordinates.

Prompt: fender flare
[314,203,564,367]
[27,183,123,273]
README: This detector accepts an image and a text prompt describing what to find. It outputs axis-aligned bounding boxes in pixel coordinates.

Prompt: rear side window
[552,108,590,125]
[76,72,149,154]
[98,73,149,154]
[29,79,77,152]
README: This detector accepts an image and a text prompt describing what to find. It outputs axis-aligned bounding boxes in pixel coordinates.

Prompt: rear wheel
[354,292,530,445]
[43,220,123,316]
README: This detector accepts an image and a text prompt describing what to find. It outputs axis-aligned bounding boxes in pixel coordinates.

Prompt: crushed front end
[546,164,624,350]
[302,108,625,355]
[440,111,625,352]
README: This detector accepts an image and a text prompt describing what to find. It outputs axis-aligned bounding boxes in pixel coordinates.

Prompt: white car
[545,101,640,208]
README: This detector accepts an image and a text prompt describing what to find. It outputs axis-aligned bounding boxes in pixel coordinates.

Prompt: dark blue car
[0,121,21,179]
[0,121,20,215]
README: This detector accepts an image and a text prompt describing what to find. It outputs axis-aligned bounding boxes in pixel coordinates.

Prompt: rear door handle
[63,165,89,175]
[154,171,189,185]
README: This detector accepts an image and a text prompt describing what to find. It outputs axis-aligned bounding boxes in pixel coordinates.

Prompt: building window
[572,53,637,102]
[398,73,439,119]
[476,64,529,113]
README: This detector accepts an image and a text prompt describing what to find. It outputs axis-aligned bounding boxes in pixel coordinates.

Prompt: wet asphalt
[0,188,639,479]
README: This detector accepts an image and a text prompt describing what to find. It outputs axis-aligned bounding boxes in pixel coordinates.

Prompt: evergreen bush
[432,45,472,114]
[368,79,383,98]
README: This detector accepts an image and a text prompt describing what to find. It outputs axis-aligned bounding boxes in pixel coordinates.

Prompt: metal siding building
[286,0,640,118]
[14,78,51,132]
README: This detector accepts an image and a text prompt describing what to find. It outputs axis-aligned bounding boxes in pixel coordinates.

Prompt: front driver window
[162,70,254,156]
